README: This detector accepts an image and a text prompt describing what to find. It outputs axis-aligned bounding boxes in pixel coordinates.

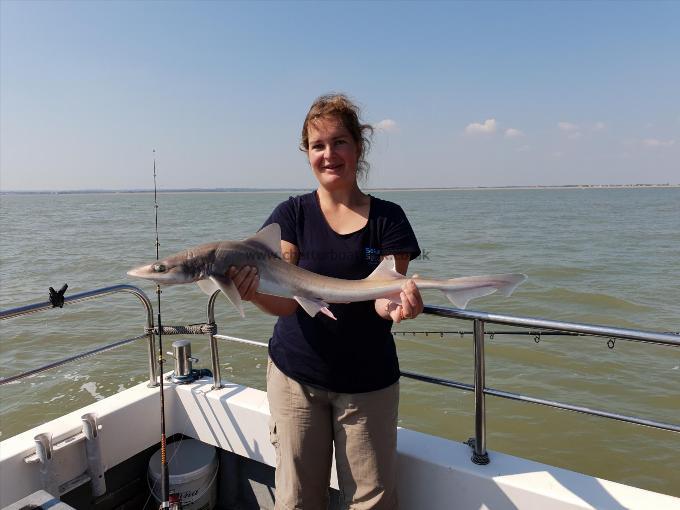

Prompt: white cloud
[568,132,583,140]
[643,138,676,148]
[592,122,606,131]
[375,119,398,132]
[516,145,531,152]
[558,121,579,132]
[504,128,524,138]
[465,118,497,135]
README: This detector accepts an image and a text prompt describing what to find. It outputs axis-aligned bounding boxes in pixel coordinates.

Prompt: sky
[1,0,678,191]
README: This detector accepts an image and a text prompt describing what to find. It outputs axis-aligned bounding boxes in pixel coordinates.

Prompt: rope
[145,323,217,336]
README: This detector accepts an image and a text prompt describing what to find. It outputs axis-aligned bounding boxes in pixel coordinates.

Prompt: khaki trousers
[267,358,399,510]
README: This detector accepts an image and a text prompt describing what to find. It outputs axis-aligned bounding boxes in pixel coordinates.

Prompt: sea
[1,188,679,497]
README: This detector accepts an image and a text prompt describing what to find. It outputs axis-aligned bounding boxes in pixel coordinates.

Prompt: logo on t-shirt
[364,246,381,265]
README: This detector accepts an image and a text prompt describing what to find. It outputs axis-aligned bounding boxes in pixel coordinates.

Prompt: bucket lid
[148,439,217,484]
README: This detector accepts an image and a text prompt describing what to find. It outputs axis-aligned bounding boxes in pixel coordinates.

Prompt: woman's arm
[228,240,299,317]
[374,253,424,323]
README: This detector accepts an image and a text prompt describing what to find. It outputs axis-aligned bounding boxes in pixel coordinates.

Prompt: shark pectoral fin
[294,296,337,320]
[196,278,219,296]
[209,276,245,318]
[365,255,405,281]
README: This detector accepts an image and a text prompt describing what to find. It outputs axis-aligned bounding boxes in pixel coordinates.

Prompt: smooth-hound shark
[127,223,526,319]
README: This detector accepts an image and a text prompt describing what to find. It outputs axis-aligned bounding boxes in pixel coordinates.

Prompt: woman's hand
[385,279,424,323]
[227,265,260,301]
[233,241,299,317]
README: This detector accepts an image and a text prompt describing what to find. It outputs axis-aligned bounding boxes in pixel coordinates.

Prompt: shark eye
[153,264,166,273]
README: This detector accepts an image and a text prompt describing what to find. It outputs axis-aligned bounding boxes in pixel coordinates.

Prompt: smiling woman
[224,93,424,509]
[300,93,374,182]
[306,116,362,194]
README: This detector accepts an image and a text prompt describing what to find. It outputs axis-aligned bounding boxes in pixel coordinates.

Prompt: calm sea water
[1,188,679,496]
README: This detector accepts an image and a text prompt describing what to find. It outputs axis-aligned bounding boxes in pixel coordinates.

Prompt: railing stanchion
[147,331,158,387]
[143,290,158,388]
[207,291,222,390]
[471,318,490,465]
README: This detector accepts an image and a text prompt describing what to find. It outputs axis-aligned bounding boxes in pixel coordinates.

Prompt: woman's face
[306,116,361,191]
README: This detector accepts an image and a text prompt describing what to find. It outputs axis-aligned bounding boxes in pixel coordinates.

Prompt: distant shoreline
[1,183,678,195]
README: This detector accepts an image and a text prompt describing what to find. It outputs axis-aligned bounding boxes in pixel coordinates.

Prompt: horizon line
[1,183,678,195]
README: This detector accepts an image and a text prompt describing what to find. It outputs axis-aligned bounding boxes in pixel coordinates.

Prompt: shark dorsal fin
[246,223,282,257]
[365,255,405,281]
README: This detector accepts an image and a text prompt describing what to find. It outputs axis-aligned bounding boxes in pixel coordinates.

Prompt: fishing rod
[394,329,680,349]
[152,151,173,509]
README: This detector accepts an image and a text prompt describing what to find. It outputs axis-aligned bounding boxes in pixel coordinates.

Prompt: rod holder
[171,340,193,377]
[82,413,106,497]
[34,432,60,496]
[167,340,203,384]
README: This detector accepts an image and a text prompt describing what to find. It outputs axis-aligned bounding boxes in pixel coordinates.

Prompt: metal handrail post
[147,331,158,388]
[471,319,490,464]
[207,291,222,390]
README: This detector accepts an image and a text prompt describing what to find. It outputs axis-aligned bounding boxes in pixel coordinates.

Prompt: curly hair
[300,93,374,179]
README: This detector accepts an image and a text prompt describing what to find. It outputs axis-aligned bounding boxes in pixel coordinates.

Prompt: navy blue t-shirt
[262,191,420,393]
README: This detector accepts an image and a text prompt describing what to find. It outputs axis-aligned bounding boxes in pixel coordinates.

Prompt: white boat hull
[1,376,677,509]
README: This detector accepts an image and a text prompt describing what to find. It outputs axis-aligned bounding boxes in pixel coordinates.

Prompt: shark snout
[127,261,198,284]
[127,264,153,279]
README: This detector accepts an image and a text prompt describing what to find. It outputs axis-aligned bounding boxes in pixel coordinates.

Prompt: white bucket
[148,439,218,510]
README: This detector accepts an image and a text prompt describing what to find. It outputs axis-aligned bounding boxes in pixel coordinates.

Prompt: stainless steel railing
[414,305,680,463]
[2,286,678,466]
[0,285,159,387]
[210,301,680,465]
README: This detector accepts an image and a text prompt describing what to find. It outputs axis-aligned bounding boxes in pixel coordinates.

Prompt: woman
[229,94,423,509]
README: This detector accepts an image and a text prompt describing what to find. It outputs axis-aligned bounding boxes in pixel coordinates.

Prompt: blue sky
[1,1,678,190]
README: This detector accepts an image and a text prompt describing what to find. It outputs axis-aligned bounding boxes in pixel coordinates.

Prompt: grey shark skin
[127,223,527,319]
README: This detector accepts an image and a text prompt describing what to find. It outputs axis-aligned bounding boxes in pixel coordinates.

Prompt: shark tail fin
[442,274,527,309]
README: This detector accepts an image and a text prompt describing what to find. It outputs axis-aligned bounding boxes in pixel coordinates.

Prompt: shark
[127,223,526,319]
